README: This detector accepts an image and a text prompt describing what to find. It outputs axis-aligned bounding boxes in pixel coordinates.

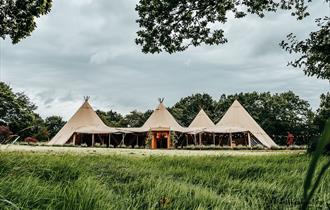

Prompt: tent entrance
[157,134,168,148]
[151,131,170,149]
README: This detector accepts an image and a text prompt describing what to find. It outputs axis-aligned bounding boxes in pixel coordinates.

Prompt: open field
[1,150,330,209]
[0,145,305,156]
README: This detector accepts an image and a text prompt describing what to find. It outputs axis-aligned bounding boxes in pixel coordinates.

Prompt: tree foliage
[0,82,37,137]
[0,0,52,44]
[135,0,329,80]
[96,109,152,128]
[0,82,65,141]
[135,0,312,54]
[170,93,217,126]
[280,17,330,80]
[123,110,152,127]
[96,110,125,127]
[314,92,330,133]
[44,115,65,139]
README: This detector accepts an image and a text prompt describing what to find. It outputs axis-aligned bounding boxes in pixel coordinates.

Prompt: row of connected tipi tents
[48,98,277,148]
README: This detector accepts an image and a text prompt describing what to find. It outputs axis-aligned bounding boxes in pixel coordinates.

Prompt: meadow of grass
[0,152,329,210]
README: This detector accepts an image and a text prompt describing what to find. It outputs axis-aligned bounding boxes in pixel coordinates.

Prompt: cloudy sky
[1,0,329,120]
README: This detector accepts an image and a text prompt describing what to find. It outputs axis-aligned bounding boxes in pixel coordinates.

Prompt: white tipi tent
[216,100,277,148]
[140,99,184,132]
[48,98,115,145]
[186,109,215,134]
[189,109,215,128]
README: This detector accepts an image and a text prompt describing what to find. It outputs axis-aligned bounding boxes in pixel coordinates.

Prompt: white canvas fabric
[141,102,185,132]
[189,109,215,128]
[216,100,277,148]
[48,100,116,145]
[186,109,215,134]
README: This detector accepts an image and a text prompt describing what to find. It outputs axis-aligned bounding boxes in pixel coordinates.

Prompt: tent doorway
[156,134,168,148]
[151,131,170,149]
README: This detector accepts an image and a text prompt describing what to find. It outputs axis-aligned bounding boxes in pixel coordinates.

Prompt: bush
[252,145,264,150]
[270,145,287,150]
[62,144,75,147]
[233,145,249,150]
[288,145,307,150]
[221,145,232,150]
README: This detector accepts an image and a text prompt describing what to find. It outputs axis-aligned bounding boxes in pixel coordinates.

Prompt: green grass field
[0,152,329,210]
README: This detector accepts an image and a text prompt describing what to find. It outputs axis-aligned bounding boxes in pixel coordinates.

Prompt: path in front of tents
[0,145,305,156]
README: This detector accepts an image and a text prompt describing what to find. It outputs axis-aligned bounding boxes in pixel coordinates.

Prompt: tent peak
[232,99,243,107]
[158,97,165,103]
[84,96,90,102]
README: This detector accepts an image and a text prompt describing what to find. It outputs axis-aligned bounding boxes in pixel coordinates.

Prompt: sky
[0,0,329,120]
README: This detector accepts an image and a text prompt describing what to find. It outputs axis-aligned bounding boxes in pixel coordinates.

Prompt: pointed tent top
[232,99,240,106]
[158,97,165,103]
[48,99,113,145]
[142,100,184,132]
[189,109,215,128]
[84,96,90,102]
[216,100,277,148]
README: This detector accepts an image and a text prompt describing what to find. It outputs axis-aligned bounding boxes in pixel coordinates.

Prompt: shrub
[221,145,232,150]
[81,143,88,147]
[62,144,75,147]
[233,145,249,150]
[252,145,264,150]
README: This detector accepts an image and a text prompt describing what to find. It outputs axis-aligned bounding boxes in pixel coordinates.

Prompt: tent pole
[248,132,251,148]
[151,132,156,149]
[185,134,188,146]
[73,133,76,145]
[194,134,197,145]
[121,133,125,146]
[199,133,202,145]
[110,134,112,147]
[229,133,233,148]
[92,134,95,147]
[213,133,215,145]
[137,135,139,147]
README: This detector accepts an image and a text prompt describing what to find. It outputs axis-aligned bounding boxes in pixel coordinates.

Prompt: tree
[135,0,329,80]
[135,0,312,54]
[280,17,330,80]
[123,110,152,127]
[170,93,216,126]
[0,82,37,139]
[44,115,66,139]
[96,110,126,127]
[314,92,330,133]
[0,0,52,44]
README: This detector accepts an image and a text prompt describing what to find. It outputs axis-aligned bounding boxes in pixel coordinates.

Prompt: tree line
[1,82,328,145]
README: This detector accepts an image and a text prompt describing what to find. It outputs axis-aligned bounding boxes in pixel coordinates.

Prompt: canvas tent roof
[186,109,215,134]
[48,99,117,145]
[139,101,185,132]
[189,109,215,128]
[215,100,277,148]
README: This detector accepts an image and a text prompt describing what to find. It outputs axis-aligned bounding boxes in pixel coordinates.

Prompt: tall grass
[303,119,330,209]
[0,152,329,209]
